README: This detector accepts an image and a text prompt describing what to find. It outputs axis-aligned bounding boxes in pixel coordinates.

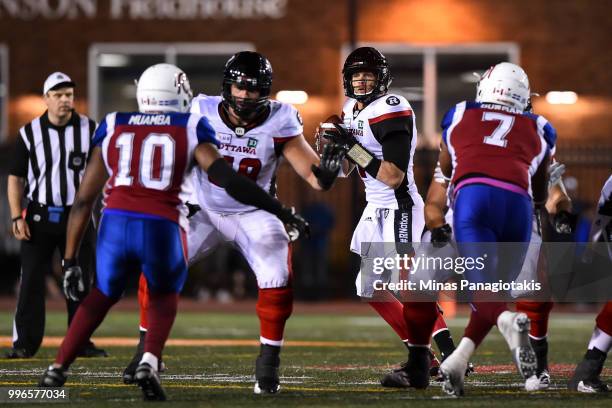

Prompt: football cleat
[497,312,537,382]
[254,344,281,394]
[439,352,467,397]
[382,349,440,388]
[78,342,108,358]
[536,369,551,390]
[568,348,609,393]
[135,363,167,401]
[123,352,166,385]
[4,348,31,359]
[39,365,67,387]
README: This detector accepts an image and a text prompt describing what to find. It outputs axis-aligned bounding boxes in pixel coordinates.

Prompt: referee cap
[43,72,75,94]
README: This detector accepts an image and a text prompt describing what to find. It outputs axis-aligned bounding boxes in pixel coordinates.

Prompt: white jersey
[342,93,422,209]
[591,174,612,243]
[190,94,303,213]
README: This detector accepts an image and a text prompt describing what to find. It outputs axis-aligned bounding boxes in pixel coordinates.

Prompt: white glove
[548,161,566,187]
[62,259,85,302]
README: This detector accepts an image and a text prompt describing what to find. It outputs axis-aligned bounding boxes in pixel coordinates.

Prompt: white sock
[140,352,159,371]
[588,327,612,353]
[453,337,476,362]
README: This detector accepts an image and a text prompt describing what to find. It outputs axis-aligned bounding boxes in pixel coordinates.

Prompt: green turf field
[0,310,609,406]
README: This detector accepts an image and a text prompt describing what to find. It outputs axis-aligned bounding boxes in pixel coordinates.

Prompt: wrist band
[12,215,22,222]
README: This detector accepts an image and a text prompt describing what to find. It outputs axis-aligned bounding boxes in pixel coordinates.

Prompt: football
[315,114,343,153]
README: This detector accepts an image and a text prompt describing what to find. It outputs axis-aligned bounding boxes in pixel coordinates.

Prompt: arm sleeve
[8,135,29,177]
[370,115,414,170]
[207,158,283,216]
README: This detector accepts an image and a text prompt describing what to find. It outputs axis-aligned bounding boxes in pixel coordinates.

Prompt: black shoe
[381,347,431,389]
[135,363,167,401]
[39,366,67,387]
[254,344,281,394]
[78,342,108,358]
[568,348,609,393]
[123,351,143,385]
[381,361,412,388]
[5,348,31,359]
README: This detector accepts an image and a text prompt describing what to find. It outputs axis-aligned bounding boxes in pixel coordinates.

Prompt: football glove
[322,124,375,168]
[553,210,577,235]
[548,161,566,188]
[62,258,85,302]
[430,224,452,248]
[278,207,310,242]
[312,143,345,190]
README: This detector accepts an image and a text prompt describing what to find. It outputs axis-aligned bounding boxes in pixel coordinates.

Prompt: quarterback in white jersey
[129,52,342,396]
[321,47,436,390]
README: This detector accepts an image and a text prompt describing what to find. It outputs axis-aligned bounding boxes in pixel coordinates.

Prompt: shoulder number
[482,112,515,148]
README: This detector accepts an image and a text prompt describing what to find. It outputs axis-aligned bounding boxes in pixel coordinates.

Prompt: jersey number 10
[114,132,175,190]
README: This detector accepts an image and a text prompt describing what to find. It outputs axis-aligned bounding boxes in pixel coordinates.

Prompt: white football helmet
[476,62,530,111]
[136,63,193,113]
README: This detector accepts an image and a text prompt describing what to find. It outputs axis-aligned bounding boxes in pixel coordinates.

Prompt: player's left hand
[312,143,345,190]
[278,207,310,241]
[553,210,576,235]
[62,258,85,302]
[548,161,566,187]
[431,224,453,248]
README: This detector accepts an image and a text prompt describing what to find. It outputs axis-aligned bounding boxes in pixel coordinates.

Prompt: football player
[321,47,439,390]
[568,174,612,393]
[39,63,308,400]
[435,62,555,396]
[124,52,342,394]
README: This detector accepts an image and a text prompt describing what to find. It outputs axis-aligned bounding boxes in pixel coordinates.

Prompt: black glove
[185,202,201,219]
[62,258,85,302]
[278,207,310,242]
[321,124,377,169]
[553,210,576,235]
[430,224,452,248]
[312,143,345,190]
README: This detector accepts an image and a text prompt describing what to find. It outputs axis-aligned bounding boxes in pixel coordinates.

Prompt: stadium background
[0,0,610,301]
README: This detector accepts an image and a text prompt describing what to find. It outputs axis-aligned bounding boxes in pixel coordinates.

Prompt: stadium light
[275,90,308,105]
[98,54,129,68]
[545,91,578,105]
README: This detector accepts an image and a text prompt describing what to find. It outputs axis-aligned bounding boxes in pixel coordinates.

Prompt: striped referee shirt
[9,110,95,206]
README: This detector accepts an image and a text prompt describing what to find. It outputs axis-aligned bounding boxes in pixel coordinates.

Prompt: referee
[5,72,106,359]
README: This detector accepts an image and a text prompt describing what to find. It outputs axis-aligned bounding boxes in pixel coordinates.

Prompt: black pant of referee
[10,201,102,358]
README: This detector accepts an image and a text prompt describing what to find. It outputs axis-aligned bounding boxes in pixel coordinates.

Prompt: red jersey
[442,101,556,197]
[93,111,218,229]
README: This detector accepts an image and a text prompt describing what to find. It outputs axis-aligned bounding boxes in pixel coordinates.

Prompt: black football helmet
[222,51,273,119]
[343,47,392,104]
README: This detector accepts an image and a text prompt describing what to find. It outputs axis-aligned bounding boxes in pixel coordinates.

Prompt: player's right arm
[425,168,448,230]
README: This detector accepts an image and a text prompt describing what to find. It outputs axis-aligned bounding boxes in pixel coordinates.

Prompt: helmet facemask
[222,77,271,120]
[342,47,392,105]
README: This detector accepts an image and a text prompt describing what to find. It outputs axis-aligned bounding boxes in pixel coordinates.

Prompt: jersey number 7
[482,112,515,148]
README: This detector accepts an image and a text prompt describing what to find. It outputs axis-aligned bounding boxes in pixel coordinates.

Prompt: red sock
[55,287,117,367]
[433,307,448,336]
[368,290,410,340]
[138,273,149,330]
[144,292,179,359]
[256,287,293,344]
[596,301,612,336]
[516,301,553,338]
[402,301,438,346]
[472,301,507,325]
[463,307,494,347]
